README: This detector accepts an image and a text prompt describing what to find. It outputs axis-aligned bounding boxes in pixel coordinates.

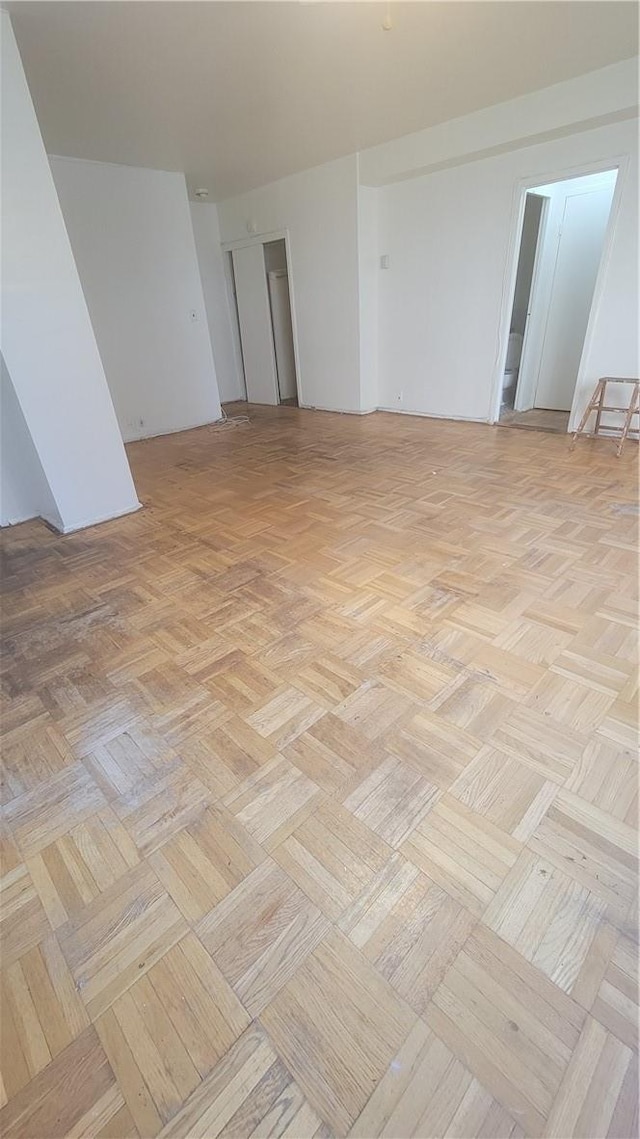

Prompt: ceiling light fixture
[194,188,209,199]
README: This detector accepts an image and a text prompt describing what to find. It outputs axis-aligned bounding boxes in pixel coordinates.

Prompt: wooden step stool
[570,377,640,456]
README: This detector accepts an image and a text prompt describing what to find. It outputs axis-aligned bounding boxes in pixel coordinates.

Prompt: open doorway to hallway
[499,168,618,433]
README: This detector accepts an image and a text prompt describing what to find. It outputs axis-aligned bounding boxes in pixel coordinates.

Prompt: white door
[231,245,279,405]
[268,271,297,401]
[534,187,614,411]
[513,195,548,413]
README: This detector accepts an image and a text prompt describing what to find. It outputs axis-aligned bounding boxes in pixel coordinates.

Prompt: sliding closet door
[231,244,279,405]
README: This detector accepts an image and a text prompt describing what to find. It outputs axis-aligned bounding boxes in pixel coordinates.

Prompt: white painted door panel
[268,272,297,400]
[232,245,279,405]
[514,195,548,413]
[534,187,614,411]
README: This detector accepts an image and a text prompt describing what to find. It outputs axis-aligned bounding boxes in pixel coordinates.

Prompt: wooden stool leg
[571,380,602,450]
[593,379,607,437]
[616,385,639,456]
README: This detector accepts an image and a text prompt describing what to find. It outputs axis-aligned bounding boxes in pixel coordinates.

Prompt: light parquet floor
[1,403,638,1139]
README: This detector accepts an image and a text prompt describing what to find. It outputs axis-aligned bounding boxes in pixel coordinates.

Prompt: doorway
[264,240,298,406]
[499,168,618,433]
[229,237,299,407]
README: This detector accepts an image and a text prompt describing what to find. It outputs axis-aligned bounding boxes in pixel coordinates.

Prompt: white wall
[217,155,361,413]
[190,201,245,403]
[375,117,638,422]
[51,157,221,442]
[0,356,60,528]
[1,13,140,533]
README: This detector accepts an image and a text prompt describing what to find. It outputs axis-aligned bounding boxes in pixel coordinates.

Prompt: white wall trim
[365,110,637,190]
[359,59,638,187]
[48,153,182,178]
[121,413,226,444]
[2,500,143,535]
[299,403,375,416]
[376,406,488,423]
[51,500,142,535]
[280,232,304,411]
[221,228,290,252]
[0,511,39,528]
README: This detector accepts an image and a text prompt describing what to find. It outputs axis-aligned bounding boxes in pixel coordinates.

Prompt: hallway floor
[1,405,637,1138]
[499,408,571,434]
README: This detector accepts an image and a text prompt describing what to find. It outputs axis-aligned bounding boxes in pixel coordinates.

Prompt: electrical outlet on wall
[189,310,198,322]
[395,391,403,405]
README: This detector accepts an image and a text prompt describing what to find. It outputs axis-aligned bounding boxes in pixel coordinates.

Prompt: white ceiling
[8,1,639,201]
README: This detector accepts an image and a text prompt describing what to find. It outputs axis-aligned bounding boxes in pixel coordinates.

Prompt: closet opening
[229,237,299,407]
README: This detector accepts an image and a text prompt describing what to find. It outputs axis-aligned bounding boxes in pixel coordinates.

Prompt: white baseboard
[0,511,39,528]
[376,405,489,423]
[122,415,223,443]
[299,403,376,416]
[51,500,143,535]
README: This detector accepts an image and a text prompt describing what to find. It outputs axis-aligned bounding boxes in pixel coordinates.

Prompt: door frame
[221,228,303,407]
[512,193,550,413]
[223,250,248,400]
[488,155,627,428]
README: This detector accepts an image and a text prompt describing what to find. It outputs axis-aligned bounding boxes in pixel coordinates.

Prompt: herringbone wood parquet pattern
[1,404,637,1138]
